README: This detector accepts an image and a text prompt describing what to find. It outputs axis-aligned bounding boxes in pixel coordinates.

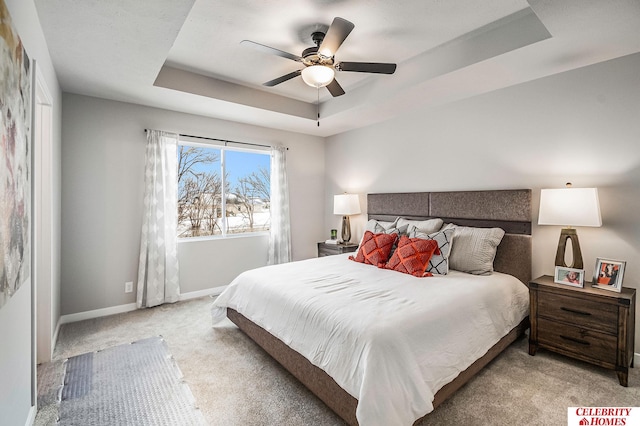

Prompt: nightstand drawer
[537,291,617,334]
[317,242,358,257]
[318,246,338,257]
[537,318,617,365]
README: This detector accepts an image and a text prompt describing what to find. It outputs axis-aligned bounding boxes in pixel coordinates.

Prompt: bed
[211,190,532,425]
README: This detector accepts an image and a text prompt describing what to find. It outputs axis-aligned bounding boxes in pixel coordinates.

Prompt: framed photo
[554,266,585,288]
[592,258,625,292]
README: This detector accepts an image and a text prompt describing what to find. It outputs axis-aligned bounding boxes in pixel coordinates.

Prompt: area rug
[59,336,206,426]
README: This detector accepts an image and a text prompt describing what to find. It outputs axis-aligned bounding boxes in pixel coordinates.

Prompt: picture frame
[592,258,625,292]
[554,266,585,288]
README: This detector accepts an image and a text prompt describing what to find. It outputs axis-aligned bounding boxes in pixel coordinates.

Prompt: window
[177,141,270,238]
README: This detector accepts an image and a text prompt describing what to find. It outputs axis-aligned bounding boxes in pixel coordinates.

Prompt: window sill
[178,232,269,243]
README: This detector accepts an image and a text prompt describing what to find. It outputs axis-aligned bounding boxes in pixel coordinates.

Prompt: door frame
[33,62,54,368]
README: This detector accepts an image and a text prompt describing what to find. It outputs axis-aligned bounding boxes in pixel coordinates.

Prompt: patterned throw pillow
[408,226,454,275]
[373,222,409,236]
[373,222,409,257]
[381,235,441,277]
[364,218,398,233]
[355,219,400,253]
[349,231,398,266]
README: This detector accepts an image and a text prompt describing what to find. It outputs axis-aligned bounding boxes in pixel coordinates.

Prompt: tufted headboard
[367,190,532,284]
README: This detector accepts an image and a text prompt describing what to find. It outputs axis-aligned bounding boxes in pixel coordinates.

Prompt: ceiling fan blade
[318,17,354,58]
[326,79,345,97]
[263,70,302,87]
[338,62,397,74]
[241,40,303,62]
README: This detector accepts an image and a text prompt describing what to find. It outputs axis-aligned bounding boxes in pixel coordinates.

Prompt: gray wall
[61,94,325,315]
[0,0,62,424]
[325,52,640,348]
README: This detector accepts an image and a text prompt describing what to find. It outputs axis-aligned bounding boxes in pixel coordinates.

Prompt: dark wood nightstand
[317,242,358,257]
[529,275,636,386]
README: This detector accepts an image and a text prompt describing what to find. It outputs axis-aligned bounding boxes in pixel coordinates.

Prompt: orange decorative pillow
[349,231,398,266]
[382,235,441,277]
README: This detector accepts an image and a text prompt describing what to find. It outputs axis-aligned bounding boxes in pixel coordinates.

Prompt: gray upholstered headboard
[367,190,532,284]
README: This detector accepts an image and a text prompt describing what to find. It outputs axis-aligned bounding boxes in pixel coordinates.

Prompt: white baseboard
[179,286,226,301]
[636,352,640,367]
[51,319,61,357]
[59,286,227,325]
[25,404,37,426]
[60,302,138,325]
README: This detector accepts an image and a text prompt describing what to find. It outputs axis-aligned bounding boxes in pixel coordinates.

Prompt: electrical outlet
[125,281,133,293]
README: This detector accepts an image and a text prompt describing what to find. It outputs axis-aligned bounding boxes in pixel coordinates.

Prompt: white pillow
[445,225,505,275]
[409,227,454,275]
[396,217,443,234]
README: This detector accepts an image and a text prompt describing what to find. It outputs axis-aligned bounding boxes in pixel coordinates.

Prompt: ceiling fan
[241,17,397,97]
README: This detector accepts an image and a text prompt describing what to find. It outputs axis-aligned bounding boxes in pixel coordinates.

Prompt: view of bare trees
[234,167,270,231]
[177,145,270,237]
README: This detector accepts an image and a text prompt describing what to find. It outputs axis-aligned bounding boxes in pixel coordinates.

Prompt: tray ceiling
[35,0,640,136]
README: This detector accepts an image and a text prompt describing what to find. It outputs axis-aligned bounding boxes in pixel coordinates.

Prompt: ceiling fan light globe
[301,65,335,88]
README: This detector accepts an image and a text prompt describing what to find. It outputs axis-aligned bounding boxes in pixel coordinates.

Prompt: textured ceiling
[35,0,640,137]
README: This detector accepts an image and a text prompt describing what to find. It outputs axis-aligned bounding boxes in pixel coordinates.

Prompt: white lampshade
[334,194,361,216]
[301,65,335,88]
[538,188,602,227]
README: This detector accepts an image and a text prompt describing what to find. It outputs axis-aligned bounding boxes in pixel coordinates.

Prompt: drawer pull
[560,307,592,316]
[560,335,590,346]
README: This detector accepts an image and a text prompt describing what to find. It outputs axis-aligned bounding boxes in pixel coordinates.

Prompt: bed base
[228,308,529,426]
[226,189,532,424]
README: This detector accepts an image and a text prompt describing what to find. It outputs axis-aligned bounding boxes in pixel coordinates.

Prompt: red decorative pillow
[381,235,441,277]
[349,231,398,266]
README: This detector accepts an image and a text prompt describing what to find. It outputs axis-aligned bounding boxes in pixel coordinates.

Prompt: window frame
[177,139,271,241]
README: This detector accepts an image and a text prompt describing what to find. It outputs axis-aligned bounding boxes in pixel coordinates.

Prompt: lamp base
[555,228,583,269]
[341,216,351,244]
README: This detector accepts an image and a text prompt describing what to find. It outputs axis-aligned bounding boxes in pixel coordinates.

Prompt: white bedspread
[211,254,529,426]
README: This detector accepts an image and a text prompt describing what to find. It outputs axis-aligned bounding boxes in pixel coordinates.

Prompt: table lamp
[334,193,361,244]
[538,184,602,269]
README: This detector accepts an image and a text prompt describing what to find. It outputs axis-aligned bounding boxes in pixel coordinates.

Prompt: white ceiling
[35,0,640,137]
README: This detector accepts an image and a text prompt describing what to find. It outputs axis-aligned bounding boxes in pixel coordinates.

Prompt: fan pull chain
[317,88,320,127]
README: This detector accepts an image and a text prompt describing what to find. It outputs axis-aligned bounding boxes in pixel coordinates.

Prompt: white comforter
[211,254,529,426]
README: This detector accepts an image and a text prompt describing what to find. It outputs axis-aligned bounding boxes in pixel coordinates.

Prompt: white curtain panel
[136,130,180,308]
[268,145,292,265]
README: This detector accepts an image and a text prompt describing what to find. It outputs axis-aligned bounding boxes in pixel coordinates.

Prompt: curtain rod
[144,129,287,150]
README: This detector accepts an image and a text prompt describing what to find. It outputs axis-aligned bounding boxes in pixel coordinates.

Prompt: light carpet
[36,296,639,425]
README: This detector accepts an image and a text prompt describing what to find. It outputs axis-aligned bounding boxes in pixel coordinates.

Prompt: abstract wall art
[0,0,32,309]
